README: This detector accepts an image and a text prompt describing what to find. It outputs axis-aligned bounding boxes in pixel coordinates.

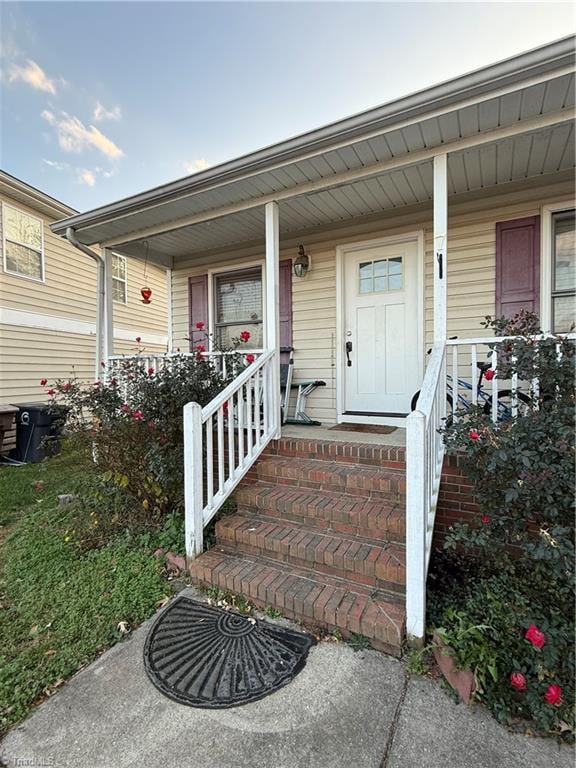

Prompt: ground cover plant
[428,312,575,741]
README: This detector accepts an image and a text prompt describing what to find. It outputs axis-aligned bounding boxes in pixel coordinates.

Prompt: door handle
[345,341,353,367]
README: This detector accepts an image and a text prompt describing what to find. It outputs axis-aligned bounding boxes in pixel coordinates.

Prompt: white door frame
[335,231,425,427]
[540,199,575,334]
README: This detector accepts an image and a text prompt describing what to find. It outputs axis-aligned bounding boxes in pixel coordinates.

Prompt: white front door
[342,237,421,417]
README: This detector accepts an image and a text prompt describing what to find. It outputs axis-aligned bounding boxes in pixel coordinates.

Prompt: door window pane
[552,211,576,332]
[215,267,263,347]
[358,256,403,294]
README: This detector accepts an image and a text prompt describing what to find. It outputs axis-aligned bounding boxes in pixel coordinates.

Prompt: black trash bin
[12,403,68,463]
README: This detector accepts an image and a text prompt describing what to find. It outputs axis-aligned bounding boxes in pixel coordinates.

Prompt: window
[214,267,263,347]
[551,210,575,332]
[359,257,403,294]
[2,204,44,280]
[112,253,127,304]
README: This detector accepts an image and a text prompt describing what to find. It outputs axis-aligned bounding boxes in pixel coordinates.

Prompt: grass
[0,445,171,735]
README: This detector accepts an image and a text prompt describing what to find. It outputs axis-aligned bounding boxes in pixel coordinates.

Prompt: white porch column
[433,154,448,342]
[265,201,281,438]
[102,247,115,368]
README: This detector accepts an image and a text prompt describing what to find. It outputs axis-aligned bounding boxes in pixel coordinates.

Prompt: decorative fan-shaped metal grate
[143,596,315,708]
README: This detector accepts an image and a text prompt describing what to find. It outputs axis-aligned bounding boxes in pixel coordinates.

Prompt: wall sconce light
[294,244,310,278]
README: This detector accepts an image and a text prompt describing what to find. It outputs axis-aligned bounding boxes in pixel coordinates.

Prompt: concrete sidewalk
[1,591,573,768]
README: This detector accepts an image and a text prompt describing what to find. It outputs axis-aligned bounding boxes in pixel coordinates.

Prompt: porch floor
[281,423,407,447]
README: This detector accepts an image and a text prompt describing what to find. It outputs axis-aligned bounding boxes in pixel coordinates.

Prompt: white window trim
[540,200,575,333]
[112,252,128,305]
[207,259,266,352]
[1,201,45,283]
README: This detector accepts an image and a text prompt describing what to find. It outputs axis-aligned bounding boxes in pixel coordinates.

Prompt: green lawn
[0,446,171,735]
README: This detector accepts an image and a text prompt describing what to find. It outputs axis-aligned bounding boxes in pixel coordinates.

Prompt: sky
[1,1,574,212]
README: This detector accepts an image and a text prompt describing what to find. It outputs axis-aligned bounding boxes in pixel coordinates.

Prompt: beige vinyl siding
[170,177,574,424]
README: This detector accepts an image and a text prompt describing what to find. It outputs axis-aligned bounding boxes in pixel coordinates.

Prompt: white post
[405,409,427,645]
[265,201,281,438]
[433,154,448,343]
[102,247,115,368]
[94,261,105,380]
[184,401,204,559]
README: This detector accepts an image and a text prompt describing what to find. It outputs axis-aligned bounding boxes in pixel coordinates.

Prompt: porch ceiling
[116,117,574,264]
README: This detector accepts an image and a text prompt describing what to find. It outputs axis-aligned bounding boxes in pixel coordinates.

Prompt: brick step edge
[189,549,405,655]
[235,483,405,542]
[255,457,406,501]
[216,514,406,594]
[263,437,406,468]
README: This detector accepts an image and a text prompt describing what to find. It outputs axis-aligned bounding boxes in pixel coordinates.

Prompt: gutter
[50,35,575,237]
[65,227,105,380]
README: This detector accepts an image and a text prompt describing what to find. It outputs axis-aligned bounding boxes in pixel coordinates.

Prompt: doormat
[329,423,397,435]
[143,596,315,708]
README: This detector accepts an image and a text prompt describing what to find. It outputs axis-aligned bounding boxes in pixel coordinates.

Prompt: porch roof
[52,37,575,266]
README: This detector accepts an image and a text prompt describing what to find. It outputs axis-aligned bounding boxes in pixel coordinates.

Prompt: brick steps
[189,549,405,656]
[235,483,404,541]
[263,436,406,468]
[216,513,406,594]
[256,456,406,501]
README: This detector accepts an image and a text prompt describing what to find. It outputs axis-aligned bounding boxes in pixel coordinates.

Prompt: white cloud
[184,158,210,174]
[9,60,57,94]
[78,169,96,187]
[41,110,124,159]
[93,101,122,122]
[43,158,69,171]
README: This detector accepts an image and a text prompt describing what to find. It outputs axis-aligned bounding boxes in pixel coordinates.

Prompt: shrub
[430,312,575,740]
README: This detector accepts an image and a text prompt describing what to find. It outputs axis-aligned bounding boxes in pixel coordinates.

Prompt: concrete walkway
[2,591,573,768]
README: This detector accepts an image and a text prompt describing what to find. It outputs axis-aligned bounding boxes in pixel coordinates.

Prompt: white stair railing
[183,349,278,559]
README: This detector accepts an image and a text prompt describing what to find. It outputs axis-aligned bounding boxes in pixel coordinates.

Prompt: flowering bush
[429,312,575,740]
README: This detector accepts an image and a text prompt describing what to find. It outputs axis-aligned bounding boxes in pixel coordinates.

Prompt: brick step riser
[256,468,406,503]
[216,539,405,597]
[236,503,406,543]
[262,439,406,469]
[189,554,404,656]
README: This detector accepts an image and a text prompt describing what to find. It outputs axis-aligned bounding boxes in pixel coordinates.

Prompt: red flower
[40,378,48,386]
[62,382,72,391]
[544,683,562,706]
[245,353,255,365]
[525,624,546,649]
[101,361,106,369]
[196,344,206,353]
[239,330,251,343]
[222,401,229,417]
[132,410,144,421]
[468,429,480,440]
[195,321,205,330]
[147,420,157,430]
[110,378,118,386]
[509,672,527,691]
[120,404,131,414]
[484,369,495,381]
[481,514,491,524]
[147,367,155,375]
[93,381,101,388]
[47,389,56,396]
[135,336,142,343]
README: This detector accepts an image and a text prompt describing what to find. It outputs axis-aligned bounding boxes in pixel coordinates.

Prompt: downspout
[65,227,105,380]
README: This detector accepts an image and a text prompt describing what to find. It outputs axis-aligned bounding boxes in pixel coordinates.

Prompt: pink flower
[481,514,491,524]
[222,401,229,417]
[147,367,155,376]
[47,389,56,396]
[110,378,118,386]
[509,672,527,691]
[135,336,142,343]
[245,353,255,364]
[120,404,131,414]
[469,429,480,440]
[147,419,157,430]
[132,410,144,421]
[484,369,495,381]
[62,382,72,391]
[196,344,206,353]
[525,624,546,649]
[239,330,251,343]
[195,321,205,330]
[544,683,562,706]
[40,378,48,386]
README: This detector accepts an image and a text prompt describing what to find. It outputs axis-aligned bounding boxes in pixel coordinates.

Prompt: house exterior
[0,171,169,412]
[52,37,575,651]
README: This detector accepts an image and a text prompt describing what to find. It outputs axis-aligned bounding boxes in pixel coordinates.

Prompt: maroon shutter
[188,275,208,350]
[279,259,292,362]
[495,216,540,318]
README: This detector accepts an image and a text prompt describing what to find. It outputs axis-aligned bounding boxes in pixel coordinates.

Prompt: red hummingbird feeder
[140,286,152,304]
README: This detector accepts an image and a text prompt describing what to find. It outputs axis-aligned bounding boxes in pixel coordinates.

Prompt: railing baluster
[217,407,225,494]
[471,345,478,405]
[254,369,261,447]
[263,362,269,437]
[238,385,245,468]
[491,342,498,423]
[511,353,518,418]
[451,345,458,419]
[206,415,213,508]
[246,378,253,457]
[228,393,235,478]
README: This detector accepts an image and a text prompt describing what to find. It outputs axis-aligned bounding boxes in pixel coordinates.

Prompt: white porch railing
[183,349,278,559]
[405,332,575,644]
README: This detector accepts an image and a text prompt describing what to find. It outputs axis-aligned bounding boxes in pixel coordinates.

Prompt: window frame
[208,260,266,351]
[541,202,575,333]
[1,201,45,283]
[111,252,128,305]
